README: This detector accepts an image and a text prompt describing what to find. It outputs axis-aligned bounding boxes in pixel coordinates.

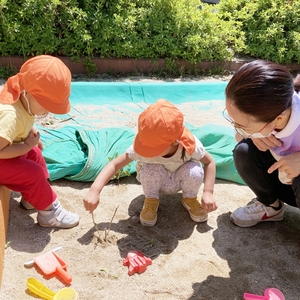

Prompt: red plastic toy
[33,251,72,284]
[123,251,152,275]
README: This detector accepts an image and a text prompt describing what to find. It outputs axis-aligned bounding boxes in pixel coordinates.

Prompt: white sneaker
[230,199,284,227]
[37,200,79,229]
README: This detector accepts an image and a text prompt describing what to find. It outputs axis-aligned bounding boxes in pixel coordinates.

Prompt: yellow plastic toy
[26,278,78,300]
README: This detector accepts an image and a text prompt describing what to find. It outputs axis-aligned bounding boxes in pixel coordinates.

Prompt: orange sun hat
[133,99,196,157]
[0,55,71,114]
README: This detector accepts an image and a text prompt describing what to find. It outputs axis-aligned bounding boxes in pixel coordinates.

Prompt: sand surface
[1,76,300,300]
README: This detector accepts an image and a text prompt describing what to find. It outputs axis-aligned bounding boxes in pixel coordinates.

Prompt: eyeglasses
[222,108,272,138]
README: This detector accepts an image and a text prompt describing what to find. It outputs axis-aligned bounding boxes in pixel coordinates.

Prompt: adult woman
[223,60,300,227]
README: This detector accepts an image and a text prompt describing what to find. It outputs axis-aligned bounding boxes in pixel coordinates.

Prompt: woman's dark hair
[225,60,294,123]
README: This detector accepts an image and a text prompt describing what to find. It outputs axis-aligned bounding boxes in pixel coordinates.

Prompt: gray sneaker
[37,200,79,229]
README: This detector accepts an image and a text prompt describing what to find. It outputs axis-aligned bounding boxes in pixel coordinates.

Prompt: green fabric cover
[70,82,228,105]
[38,125,244,185]
[189,125,245,185]
[39,125,136,182]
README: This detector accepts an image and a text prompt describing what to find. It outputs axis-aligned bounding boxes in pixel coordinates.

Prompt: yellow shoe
[181,197,208,222]
[140,198,159,226]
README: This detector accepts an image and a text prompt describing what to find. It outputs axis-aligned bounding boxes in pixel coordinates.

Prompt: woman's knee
[233,139,262,172]
[234,139,275,173]
[233,140,251,163]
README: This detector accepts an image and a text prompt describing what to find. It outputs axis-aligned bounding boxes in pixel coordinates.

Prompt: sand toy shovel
[244,288,285,300]
[27,277,78,300]
[33,251,72,284]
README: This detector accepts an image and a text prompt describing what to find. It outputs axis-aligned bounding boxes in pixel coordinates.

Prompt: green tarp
[39,124,244,185]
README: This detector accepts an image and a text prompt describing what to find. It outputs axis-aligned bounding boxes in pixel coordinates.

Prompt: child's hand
[24,130,40,149]
[31,127,43,150]
[83,190,100,213]
[201,191,217,213]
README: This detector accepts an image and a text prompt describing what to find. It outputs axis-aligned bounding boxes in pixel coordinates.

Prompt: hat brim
[0,74,70,114]
[133,134,171,158]
[35,96,71,114]
[0,75,21,104]
[178,126,196,155]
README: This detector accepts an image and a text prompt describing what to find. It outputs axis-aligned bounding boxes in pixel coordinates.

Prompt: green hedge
[0,0,299,67]
[218,0,300,64]
[0,0,242,63]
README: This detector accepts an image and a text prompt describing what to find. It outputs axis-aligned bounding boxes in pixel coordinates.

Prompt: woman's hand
[268,152,300,179]
[251,135,282,151]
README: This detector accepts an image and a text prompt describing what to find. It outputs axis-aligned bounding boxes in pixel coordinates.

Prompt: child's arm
[83,152,133,213]
[199,152,218,213]
[0,130,40,159]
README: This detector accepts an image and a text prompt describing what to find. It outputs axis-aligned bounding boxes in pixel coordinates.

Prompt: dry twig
[92,212,103,243]
[105,205,119,242]
[92,205,119,243]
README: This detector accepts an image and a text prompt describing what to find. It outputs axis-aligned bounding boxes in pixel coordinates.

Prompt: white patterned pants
[138,161,204,199]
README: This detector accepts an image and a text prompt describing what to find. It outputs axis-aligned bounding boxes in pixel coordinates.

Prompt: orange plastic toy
[123,251,152,276]
[34,251,72,284]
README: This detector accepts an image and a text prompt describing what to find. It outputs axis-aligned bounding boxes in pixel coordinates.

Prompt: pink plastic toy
[244,288,285,300]
[123,251,152,275]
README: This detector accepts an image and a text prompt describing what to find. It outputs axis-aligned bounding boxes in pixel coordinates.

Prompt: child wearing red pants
[0,55,79,228]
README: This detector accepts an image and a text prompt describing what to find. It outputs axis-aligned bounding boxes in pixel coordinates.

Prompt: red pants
[0,146,56,210]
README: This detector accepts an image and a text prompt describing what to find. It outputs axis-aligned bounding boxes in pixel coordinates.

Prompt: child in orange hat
[84,99,217,226]
[0,55,79,228]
